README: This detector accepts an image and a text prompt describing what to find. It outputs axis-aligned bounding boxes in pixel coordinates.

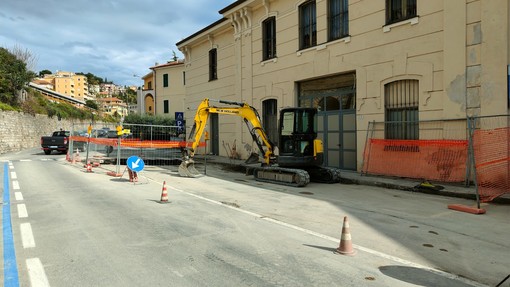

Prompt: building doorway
[262,99,278,146]
[210,113,219,155]
[298,73,357,170]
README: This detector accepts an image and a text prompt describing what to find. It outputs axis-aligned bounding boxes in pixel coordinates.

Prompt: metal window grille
[209,49,217,81]
[385,79,419,139]
[262,17,276,60]
[299,1,317,49]
[328,0,349,41]
[386,0,417,25]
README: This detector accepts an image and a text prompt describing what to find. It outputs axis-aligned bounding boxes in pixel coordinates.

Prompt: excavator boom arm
[184,98,275,164]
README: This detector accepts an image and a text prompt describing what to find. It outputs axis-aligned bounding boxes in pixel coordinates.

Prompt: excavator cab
[277,108,324,168]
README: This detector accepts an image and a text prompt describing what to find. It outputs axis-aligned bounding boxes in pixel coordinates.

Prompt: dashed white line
[166,183,487,287]
[20,222,36,248]
[12,180,20,190]
[15,192,24,201]
[17,204,28,218]
[20,159,32,162]
[26,258,50,287]
[10,171,17,179]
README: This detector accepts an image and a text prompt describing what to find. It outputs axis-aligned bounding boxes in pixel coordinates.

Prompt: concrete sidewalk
[191,154,510,204]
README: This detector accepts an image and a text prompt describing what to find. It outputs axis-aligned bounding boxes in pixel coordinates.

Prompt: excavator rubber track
[306,166,342,183]
[251,166,310,187]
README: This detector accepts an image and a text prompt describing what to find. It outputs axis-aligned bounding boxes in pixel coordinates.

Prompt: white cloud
[1,0,234,86]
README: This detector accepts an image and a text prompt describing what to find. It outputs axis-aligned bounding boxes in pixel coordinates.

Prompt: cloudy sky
[1,0,235,86]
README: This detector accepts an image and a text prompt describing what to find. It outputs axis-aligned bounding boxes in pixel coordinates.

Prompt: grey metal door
[298,72,357,170]
[318,110,356,170]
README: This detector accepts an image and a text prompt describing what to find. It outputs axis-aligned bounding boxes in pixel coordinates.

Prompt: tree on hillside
[39,69,52,77]
[10,44,38,71]
[85,100,98,110]
[0,47,35,106]
[77,72,103,85]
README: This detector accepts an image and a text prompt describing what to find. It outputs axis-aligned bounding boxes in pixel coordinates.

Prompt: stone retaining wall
[0,111,88,155]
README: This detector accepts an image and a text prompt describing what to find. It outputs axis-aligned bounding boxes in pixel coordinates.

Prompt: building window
[164,100,169,113]
[163,74,169,87]
[299,0,317,50]
[262,17,276,61]
[183,71,186,85]
[148,81,152,90]
[209,48,217,81]
[385,80,419,139]
[328,0,349,41]
[386,0,417,25]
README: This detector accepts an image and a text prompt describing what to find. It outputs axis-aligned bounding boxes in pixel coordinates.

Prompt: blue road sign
[127,156,145,172]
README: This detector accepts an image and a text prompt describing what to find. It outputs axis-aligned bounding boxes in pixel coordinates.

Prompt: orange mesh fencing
[70,136,205,149]
[362,139,468,182]
[472,127,510,202]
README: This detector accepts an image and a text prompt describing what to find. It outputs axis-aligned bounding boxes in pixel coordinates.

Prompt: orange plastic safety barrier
[69,136,205,149]
[362,139,468,182]
[472,127,510,202]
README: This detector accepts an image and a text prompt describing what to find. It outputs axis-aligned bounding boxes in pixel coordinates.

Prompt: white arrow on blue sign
[127,156,145,172]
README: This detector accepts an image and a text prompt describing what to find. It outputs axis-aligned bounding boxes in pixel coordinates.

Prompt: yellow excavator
[178,98,341,187]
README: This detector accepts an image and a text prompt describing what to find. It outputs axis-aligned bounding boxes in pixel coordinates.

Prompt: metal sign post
[85,124,92,164]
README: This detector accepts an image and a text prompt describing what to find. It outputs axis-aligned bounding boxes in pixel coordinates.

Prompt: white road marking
[20,159,31,162]
[17,204,28,218]
[15,192,24,201]
[20,223,36,248]
[166,183,488,287]
[10,171,17,179]
[26,258,50,287]
[12,181,20,190]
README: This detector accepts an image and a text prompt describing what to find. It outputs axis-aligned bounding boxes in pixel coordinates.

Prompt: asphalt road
[1,148,508,286]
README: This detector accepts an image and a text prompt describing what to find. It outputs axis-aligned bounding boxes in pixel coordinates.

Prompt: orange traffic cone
[160,181,169,203]
[86,161,93,173]
[336,216,356,256]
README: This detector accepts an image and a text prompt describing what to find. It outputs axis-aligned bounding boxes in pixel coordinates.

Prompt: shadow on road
[379,265,478,287]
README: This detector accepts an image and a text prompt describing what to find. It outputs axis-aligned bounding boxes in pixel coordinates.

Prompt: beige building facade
[176,0,510,171]
[151,61,186,117]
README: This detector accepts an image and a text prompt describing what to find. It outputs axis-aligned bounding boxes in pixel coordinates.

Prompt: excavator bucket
[245,152,260,164]
[178,159,201,177]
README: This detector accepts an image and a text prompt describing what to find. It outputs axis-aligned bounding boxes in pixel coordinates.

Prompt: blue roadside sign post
[127,156,145,183]
[175,112,184,134]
